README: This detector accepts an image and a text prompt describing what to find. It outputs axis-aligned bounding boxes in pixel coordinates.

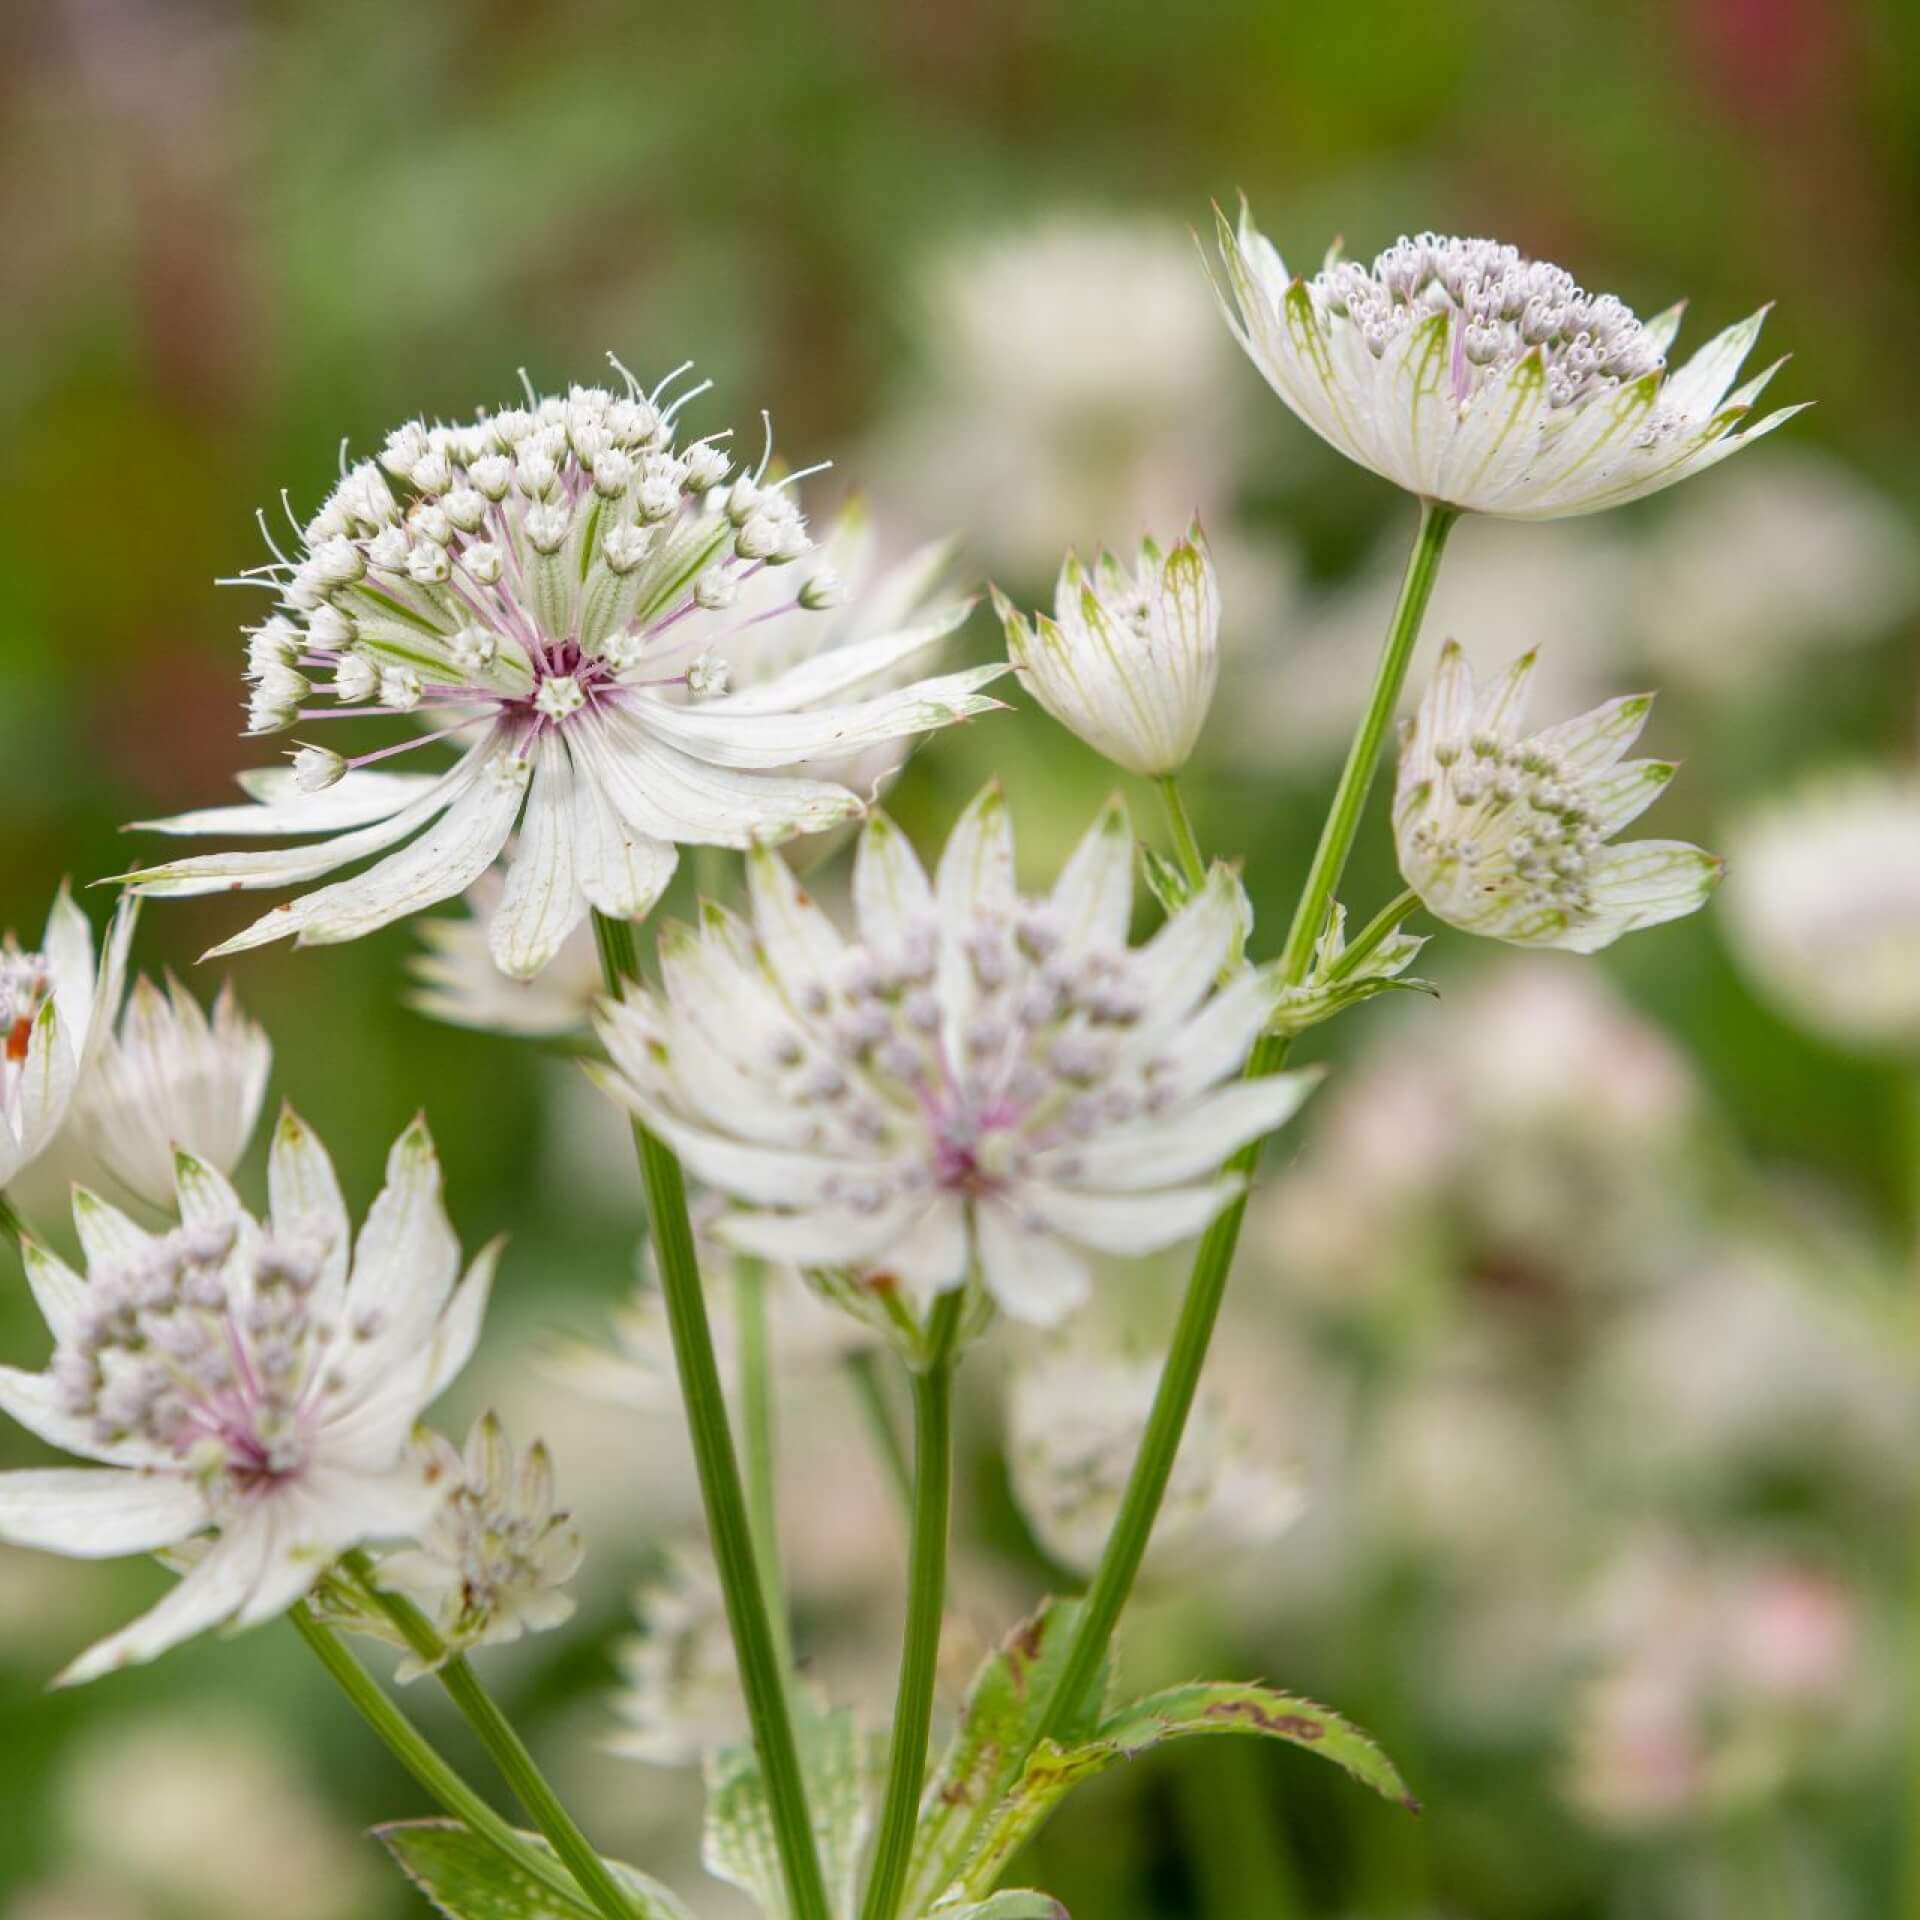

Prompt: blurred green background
[3,1,1918,1916]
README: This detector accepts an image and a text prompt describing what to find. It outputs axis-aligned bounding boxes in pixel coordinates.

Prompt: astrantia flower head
[608,1546,745,1765]
[75,975,272,1210]
[1394,641,1721,952]
[1007,1339,1303,1579]
[356,1411,583,1678]
[122,365,1005,980]
[0,1108,494,1684]
[0,888,135,1191]
[1723,768,1920,1054]
[1214,207,1804,518]
[594,786,1319,1330]
[996,521,1220,777]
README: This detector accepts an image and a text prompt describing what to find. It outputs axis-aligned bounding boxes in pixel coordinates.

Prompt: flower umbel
[75,975,272,1210]
[0,1108,495,1684]
[361,1412,584,1678]
[593,786,1319,1328]
[1394,641,1721,951]
[1213,208,1804,518]
[121,366,1004,980]
[0,888,136,1193]
[996,521,1220,777]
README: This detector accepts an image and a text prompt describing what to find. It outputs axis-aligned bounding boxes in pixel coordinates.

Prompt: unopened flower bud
[291,745,347,793]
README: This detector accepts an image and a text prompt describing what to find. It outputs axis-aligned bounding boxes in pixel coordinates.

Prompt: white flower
[0,888,136,1192]
[0,1109,495,1684]
[607,1546,745,1766]
[997,522,1220,777]
[1722,767,1920,1054]
[1394,641,1721,951]
[121,367,1004,981]
[1213,209,1804,518]
[1007,1339,1303,1578]
[364,1412,583,1677]
[74,976,272,1211]
[408,875,603,1038]
[593,786,1318,1328]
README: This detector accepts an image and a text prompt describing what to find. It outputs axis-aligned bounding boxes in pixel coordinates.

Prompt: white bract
[1395,641,1721,951]
[1213,209,1802,518]
[368,1411,584,1677]
[997,522,1220,777]
[1723,768,1920,1054]
[121,369,1004,981]
[0,1109,494,1684]
[594,786,1318,1328]
[75,975,272,1210]
[408,875,604,1037]
[1007,1340,1303,1577]
[0,889,136,1192]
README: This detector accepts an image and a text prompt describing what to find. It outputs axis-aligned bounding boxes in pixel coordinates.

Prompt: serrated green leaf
[703,1701,869,1920]
[376,1820,696,1920]
[944,1681,1416,1904]
[899,1600,1102,1918]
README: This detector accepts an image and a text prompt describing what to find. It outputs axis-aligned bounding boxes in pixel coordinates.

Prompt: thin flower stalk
[592,909,832,1920]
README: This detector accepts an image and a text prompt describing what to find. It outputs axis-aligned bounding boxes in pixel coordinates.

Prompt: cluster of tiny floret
[239,364,838,768]
[1406,728,1613,924]
[714,897,1186,1220]
[53,1218,352,1489]
[1318,234,1666,411]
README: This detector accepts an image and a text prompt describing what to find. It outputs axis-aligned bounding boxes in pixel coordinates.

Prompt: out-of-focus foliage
[2,1,1916,1916]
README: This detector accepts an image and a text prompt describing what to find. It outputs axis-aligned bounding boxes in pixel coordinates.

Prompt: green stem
[1278,499,1457,983]
[736,1254,794,1680]
[591,911,832,1920]
[289,1606,588,1908]
[860,1289,966,1920]
[1326,888,1421,983]
[340,1552,636,1920]
[1156,775,1209,891]
[845,1348,914,1519]
[1030,497,1459,1750]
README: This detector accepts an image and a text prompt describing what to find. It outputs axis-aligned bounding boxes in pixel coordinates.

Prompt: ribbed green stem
[290,1606,588,1907]
[736,1254,794,1679]
[340,1552,636,1920]
[1030,497,1459,1751]
[1327,889,1421,983]
[845,1348,914,1519]
[1157,775,1209,891]
[860,1290,966,1920]
[592,911,831,1920]
[1278,500,1457,982]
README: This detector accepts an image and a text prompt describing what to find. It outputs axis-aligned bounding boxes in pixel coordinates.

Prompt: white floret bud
[724,481,762,526]
[516,450,559,499]
[487,407,534,448]
[246,665,309,734]
[305,603,356,650]
[332,653,378,702]
[685,651,730,697]
[468,453,513,501]
[524,502,571,554]
[409,503,454,547]
[366,526,411,573]
[636,476,679,523]
[606,397,660,445]
[406,541,452,585]
[769,520,812,565]
[381,421,430,476]
[592,449,636,497]
[734,513,780,561]
[450,627,496,673]
[380,666,424,711]
[799,568,845,611]
[247,617,302,673]
[409,450,453,497]
[534,675,586,721]
[460,541,504,586]
[291,744,347,792]
[683,442,730,491]
[692,567,737,611]
[443,486,488,533]
[602,524,652,575]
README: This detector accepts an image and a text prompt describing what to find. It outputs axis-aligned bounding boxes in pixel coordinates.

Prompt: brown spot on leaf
[1204,1699,1325,1740]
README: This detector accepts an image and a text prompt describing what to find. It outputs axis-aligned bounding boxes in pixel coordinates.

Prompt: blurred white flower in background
[870,214,1249,574]
[410,873,605,1037]
[1214,212,1802,518]
[74,975,270,1209]
[1005,1336,1303,1578]
[607,1546,746,1766]
[1722,767,1920,1055]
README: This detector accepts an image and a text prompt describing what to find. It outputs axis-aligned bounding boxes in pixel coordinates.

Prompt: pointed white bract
[0,1108,494,1684]
[0,888,137,1192]
[1394,642,1721,952]
[365,1412,584,1678]
[120,370,1005,981]
[408,875,604,1037]
[1723,768,1920,1054]
[594,787,1319,1330]
[1213,209,1804,518]
[997,522,1221,777]
[75,975,272,1209]
[1007,1338,1304,1578]
[607,1546,746,1766]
